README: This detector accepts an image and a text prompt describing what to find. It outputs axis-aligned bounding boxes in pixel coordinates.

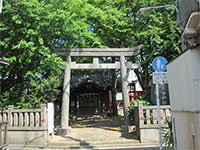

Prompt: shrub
[127,95,151,120]
[162,119,174,148]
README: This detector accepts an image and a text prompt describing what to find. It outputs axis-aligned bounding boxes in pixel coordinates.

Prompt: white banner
[48,103,54,134]
[0,0,3,13]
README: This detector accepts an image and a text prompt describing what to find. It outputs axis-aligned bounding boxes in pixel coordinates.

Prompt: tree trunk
[134,68,145,90]
[134,69,150,90]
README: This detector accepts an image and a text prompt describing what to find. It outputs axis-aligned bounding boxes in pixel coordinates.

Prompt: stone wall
[0,104,49,145]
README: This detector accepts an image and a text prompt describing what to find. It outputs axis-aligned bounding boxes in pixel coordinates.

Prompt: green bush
[127,95,151,120]
[162,119,174,148]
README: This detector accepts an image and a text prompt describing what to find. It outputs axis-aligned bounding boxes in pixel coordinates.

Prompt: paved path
[49,115,139,147]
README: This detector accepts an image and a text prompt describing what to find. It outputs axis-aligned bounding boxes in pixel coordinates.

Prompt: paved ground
[50,115,139,146]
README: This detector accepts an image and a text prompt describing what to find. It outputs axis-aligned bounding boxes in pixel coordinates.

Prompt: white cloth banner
[48,103,54,134]
[0,0,3,13]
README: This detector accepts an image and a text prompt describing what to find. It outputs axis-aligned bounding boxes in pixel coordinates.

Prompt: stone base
[7,129,48,145]
[121,125,136,135]
[57,127,72,137]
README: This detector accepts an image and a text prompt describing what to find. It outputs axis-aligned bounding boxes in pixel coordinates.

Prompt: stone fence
[0,104,49,145]
[134,102,171,143]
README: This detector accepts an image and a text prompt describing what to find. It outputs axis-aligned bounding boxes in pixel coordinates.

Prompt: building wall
[167,49,200,112]
[177,0,199,26]
[167,48,200,149]
[172,112,200,150]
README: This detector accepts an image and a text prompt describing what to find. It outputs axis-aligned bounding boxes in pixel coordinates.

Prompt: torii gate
[56,45,143,136]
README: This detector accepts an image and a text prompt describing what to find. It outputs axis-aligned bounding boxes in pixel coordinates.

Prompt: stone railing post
[160,109,164,125]
[41,104,47,128]
[138,102,144,127]
[30,112,34,127]
[153,109,158,125]
[19,113,23,126]
[146,109,151,125]
[35,112,40,127]
[133,102,139,125]
[166,108,171,121]
[8,105,14,126]
[14,112,18,126]
[24,112,29,127]
[133,102,140,140]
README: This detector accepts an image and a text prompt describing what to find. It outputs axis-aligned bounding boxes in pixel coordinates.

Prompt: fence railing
[0,121,8,150]
[134,102,171,128]
[0,104,48,130]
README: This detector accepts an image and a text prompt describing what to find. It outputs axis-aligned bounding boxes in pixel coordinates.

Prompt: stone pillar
[120,56,130,134]
[58,55,71,136]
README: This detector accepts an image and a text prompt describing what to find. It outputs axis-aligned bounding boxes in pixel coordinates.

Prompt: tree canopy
[0,0,181,108]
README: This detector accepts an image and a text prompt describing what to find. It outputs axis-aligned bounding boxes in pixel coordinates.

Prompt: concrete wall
[140,128,159,143]
[7,129,48,145]
[167,48,200,150]
[167,49,200,112]
[172,112,200,150]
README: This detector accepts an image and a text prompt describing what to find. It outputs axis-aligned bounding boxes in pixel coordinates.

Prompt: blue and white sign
[152,56,168,72]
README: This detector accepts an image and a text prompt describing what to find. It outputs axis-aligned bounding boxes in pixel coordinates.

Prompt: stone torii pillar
[120,56,131,134]
[58,55,72,136]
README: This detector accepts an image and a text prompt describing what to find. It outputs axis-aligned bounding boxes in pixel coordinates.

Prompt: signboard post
[152,56,168,150]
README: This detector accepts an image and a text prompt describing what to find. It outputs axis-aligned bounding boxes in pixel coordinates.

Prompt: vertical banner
[0,0,3,13]
[48,103,54,135]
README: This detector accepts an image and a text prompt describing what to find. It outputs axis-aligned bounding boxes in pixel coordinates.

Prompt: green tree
[130,0,181,90]
[83,0,181,111]
[0,0,181,109]
[0,0,111,108]
[0,0,69,108]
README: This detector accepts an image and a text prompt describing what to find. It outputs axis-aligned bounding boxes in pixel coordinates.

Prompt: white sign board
[48,103,54,134]
[153,72,168,84]
[0,0,3,13]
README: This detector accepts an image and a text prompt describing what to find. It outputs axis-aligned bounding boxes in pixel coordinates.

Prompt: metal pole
[138,4,178,14]
[156,83,162,150]
[151,5,178,13]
